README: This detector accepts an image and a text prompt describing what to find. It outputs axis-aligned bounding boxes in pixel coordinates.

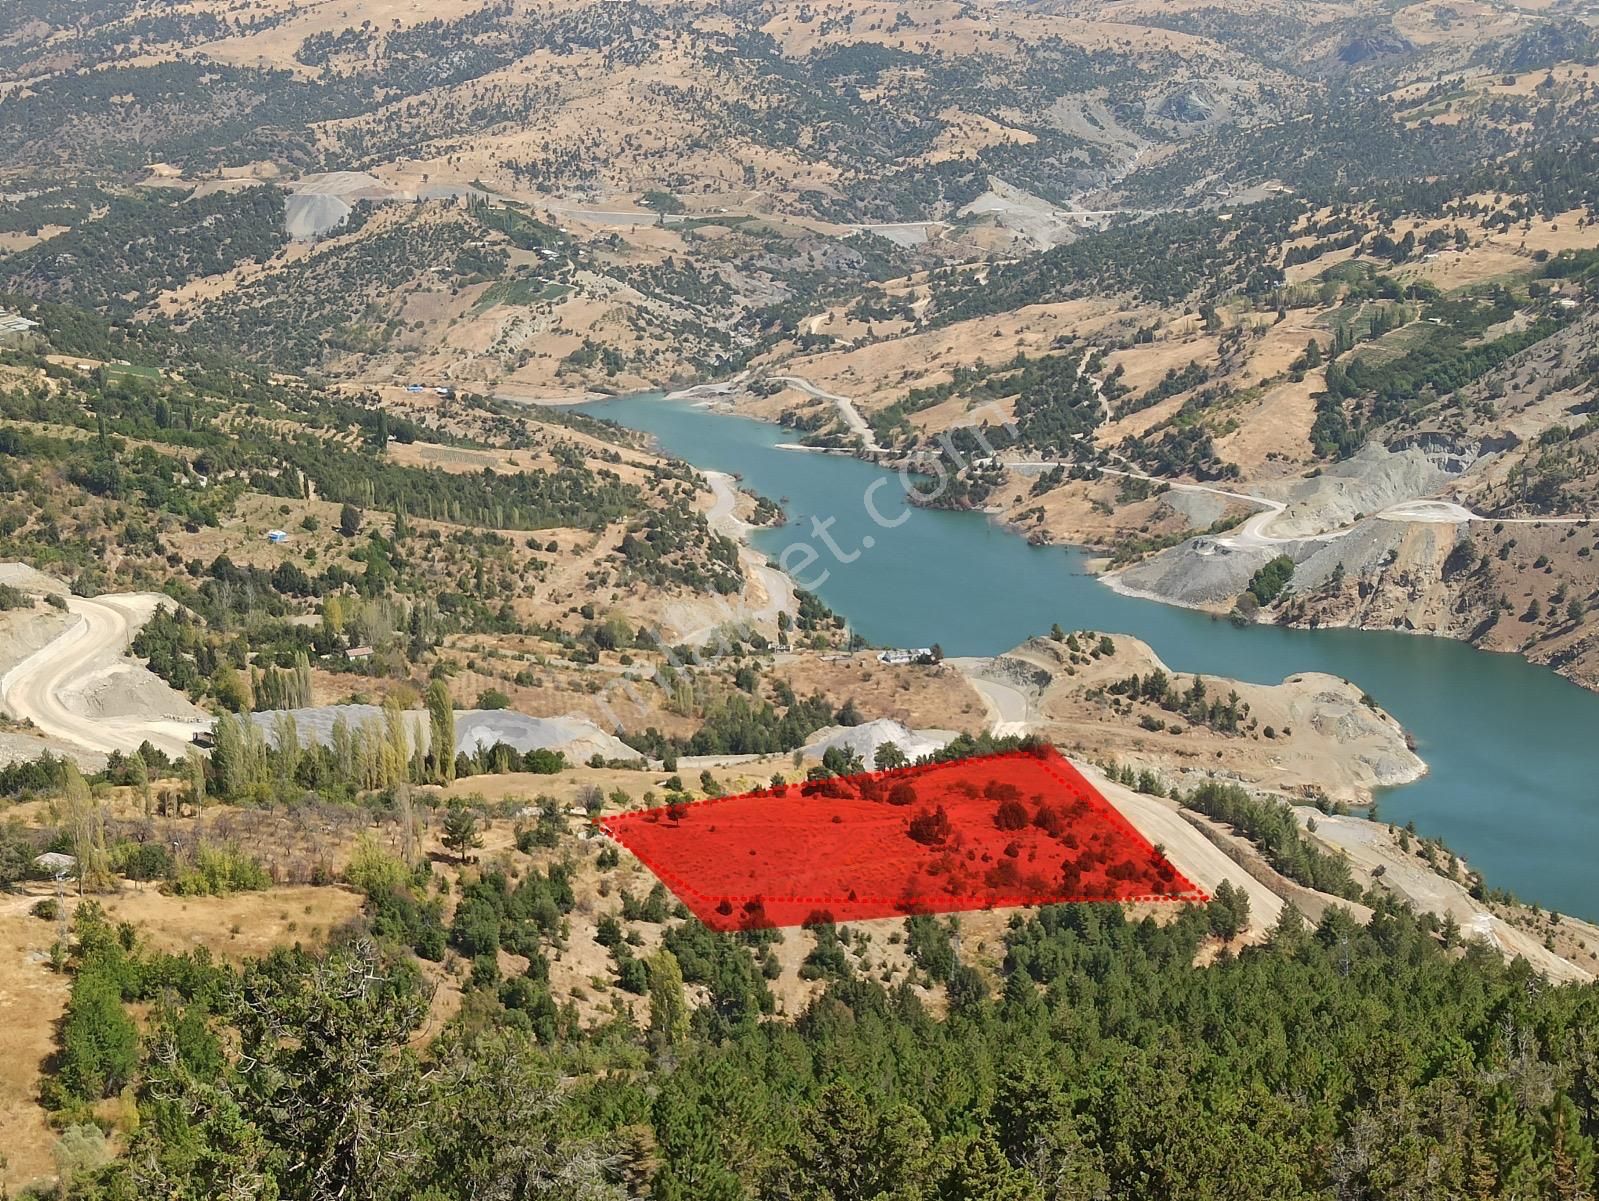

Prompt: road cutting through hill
[0,594,207,760]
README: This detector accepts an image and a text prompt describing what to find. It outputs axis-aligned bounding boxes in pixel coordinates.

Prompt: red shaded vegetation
[599,745,1205,931]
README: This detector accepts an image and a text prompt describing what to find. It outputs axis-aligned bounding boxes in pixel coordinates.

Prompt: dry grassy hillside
[3,0,1596,397]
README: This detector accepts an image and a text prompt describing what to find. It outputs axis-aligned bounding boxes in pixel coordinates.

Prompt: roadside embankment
[0,577,207,761]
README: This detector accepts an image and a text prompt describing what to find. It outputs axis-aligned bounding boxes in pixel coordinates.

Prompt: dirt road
[701,471,795,630]
[1009,455,1595,549]
[1377,498,1592,526]
[1303,810,1591,982]
[948,658,1036,738]
[770,375,885,454]
[0,594,207,760]
[1087,766,1285,936]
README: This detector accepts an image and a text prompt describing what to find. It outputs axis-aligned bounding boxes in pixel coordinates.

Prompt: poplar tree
[395,785,418,868]
[426,680,455,784]
[271,712,301,788]
[291,650,313,709]
[211,714,246,801]
[63,763,114,894]
[382,695,411,786]
[647,948,689,1055]
[185,748,207,817]
[130,751,151,819]
[330,714,355,785]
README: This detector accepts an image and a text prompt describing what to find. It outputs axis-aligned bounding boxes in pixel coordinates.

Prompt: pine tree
[1546,1094,1595,1200]
[1266,903,1308,954]
[441,802,481,864]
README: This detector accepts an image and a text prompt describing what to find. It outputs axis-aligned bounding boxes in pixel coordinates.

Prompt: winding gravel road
[770,375,886,454]
[948,660,1035,738]
[0,594,206,759]
[1004,459,1594,548]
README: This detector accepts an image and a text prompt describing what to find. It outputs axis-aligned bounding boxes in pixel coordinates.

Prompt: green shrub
[52,1123,112,1182]
[168,843,271,897]
[1246,555,1296,605]
[52,962,138,1104]
[344,834,410,898]
[113,840,174,882]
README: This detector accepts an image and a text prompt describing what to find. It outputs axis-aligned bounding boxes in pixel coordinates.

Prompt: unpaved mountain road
[1303,810,1592,983]
[950,654,1282,935]
[1375,498,1592,526]
[1093,771,1285,934]
[0,594,207,760]
[1004,458,1595,548]
[1003,458,1332,547]
[769,375,886,454]
[948,658,1036,739]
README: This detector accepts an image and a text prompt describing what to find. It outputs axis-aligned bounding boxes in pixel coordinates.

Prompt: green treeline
[263,437,641,531]
[1183,780,1360,898]
[1327,315,1567,427]
[1107,670,1252,735]
[932,201,1301,324]
[624,690,842,759]
[1247,554,1296,605]
[46,890,1599,1199]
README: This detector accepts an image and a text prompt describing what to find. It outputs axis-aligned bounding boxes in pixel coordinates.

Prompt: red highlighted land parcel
[600,745,1205,931]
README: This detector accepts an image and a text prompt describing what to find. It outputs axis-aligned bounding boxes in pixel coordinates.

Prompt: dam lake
[579,394,1599,921]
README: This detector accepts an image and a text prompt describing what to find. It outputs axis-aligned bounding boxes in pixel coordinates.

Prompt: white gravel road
[0,594,207,759]
[769,376,885,454]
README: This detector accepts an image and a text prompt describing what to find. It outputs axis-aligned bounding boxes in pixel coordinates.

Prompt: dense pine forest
[37,888,1599,1199]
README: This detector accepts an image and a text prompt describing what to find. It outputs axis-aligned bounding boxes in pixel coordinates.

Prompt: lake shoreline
[661,380,1599,700]
[578,390,1599,920]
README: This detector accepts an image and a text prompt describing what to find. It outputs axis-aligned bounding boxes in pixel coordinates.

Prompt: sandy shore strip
[664,471,797,644]
[1097,568,1231,615]
[666,380,743,402]
[492,389,611,407]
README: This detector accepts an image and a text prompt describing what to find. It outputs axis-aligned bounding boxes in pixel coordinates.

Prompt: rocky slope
[965,633,1424,802]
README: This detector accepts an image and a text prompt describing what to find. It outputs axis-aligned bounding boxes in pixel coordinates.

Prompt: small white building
[0,311,40,342]
[877,648,933,666]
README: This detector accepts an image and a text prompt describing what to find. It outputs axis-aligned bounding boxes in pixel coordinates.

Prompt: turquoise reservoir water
[579,394,1599,919]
